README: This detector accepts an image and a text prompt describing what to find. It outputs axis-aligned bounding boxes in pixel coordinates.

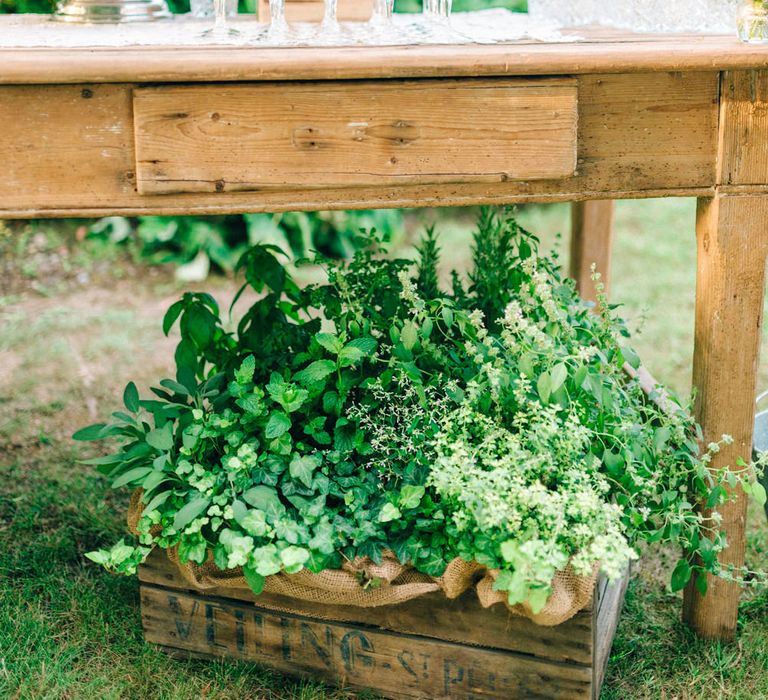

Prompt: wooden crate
[139,549,628,699]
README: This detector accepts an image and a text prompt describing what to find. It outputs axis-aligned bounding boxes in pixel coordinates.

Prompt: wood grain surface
[139,548,596,665]
[138,548,629,698]
[133,79,578,195]
[3,26,768,85]
[140,585,594,699]
[0,72,718,217]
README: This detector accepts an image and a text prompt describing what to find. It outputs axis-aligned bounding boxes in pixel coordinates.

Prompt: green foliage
[85,210,402,279]
[77,208,764,609]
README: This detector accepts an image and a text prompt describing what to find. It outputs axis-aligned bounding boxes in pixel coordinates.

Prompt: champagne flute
[200,0,240,39]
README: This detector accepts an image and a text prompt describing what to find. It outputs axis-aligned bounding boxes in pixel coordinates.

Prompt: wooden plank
[132,79,578,195]
[140,584,594,699]
[0,72,718,218]
[139,549,595,665]
[569,200,615,303]
[719,70,768,186]
[3,32,768,85]
[682,193,768,639]
[591,571,629,699]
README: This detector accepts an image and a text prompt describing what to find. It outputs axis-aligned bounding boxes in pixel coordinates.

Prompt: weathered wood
[718,70,768,186]
[139,548,595,665]
[258,0,373,22]
[592,571,629,698]
[133,79,579,195]
[140,585,594,699]
[138,549,629,698]
[569,200,615,303]
[5,30,768,85]
[682,193,768,639]
[681,69,768,639]
[0,72,718,218]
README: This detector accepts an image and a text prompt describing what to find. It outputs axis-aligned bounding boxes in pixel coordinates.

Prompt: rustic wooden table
[3,19,767,641]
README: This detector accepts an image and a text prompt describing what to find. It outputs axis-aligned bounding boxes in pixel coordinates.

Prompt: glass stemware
[366,0,395,42]
[315,0,344,44]
[199,0,240,39]
[267,0,290,42]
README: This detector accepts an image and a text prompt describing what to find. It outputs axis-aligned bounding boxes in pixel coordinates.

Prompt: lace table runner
[0,10,578,48]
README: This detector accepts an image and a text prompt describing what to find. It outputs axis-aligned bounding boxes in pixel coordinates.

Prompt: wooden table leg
[682,194,768,639]
[570,200,615,303]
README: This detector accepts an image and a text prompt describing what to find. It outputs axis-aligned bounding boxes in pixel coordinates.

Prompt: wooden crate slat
[141,584,594,700]
[139,548,595,665]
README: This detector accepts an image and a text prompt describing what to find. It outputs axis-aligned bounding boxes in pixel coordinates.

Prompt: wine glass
[199,0,240,39]
[366,0,395,42]
[267,0,290,42]
[422,0,461,42]
[316,0,344,44]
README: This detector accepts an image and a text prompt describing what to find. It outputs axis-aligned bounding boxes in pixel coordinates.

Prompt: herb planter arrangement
[77,210,763,699]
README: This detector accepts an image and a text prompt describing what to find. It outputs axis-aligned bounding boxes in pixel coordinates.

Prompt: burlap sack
[129,490,597,626]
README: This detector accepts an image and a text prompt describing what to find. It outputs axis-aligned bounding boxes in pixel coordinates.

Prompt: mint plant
[76,209,766,610]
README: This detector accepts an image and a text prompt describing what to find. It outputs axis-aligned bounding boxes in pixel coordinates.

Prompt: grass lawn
[1,201,767,699]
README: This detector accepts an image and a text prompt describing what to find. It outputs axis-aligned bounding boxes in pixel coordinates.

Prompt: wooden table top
[2,17,768,84]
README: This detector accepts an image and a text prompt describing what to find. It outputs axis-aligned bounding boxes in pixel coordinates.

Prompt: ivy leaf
[527,586,551,614]
[280,545,310,573]
[243,562,266,595]
[289,453,322,488]
[146,422,174,451]
[399,485,425,510]
[265,412,291,439]
[379,503,402,522]
[417,550,447,577]
[670,558,692,592]
[294,360,336,386]
[173,496,211,532]
[123,382,140,413]
[251,545,282,577]
[243,485,285,520]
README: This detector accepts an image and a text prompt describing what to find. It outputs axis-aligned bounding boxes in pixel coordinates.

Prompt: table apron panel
[132,78,579,195]
[0,71,719,218]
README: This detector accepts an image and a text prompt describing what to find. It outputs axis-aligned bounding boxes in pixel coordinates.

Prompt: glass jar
[738,1,768,42]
